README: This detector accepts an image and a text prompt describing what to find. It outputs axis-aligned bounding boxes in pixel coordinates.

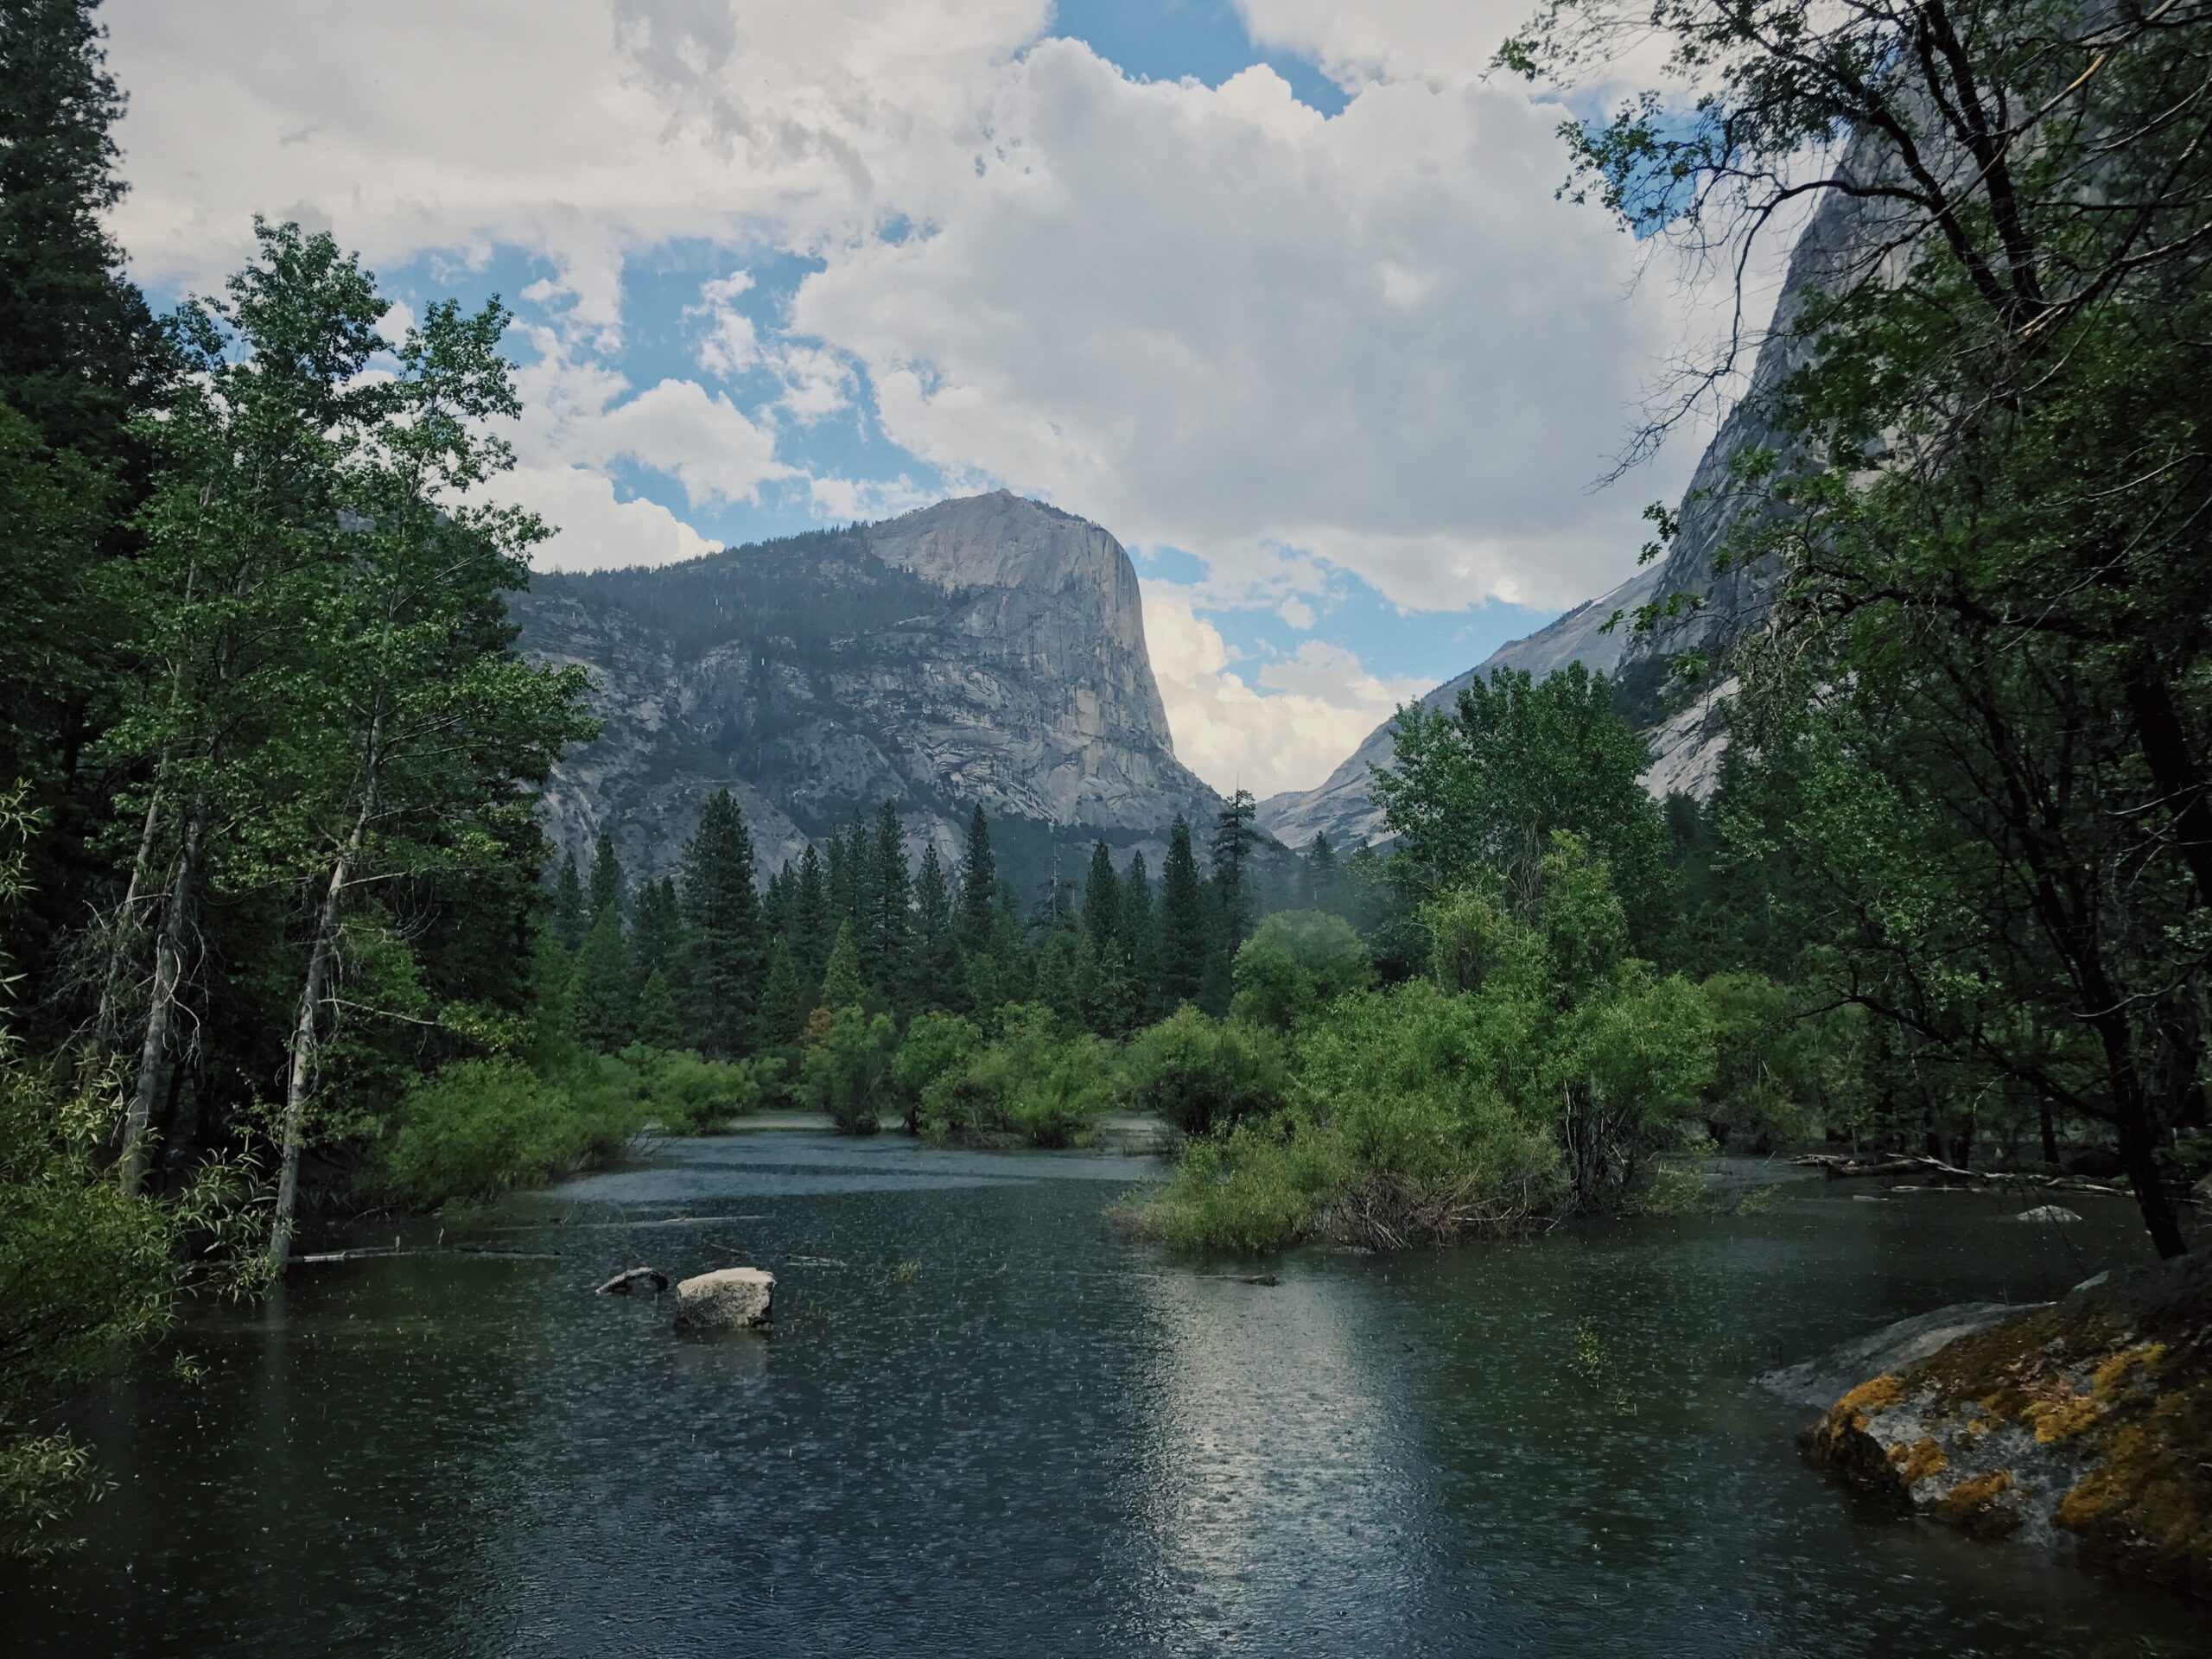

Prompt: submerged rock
[1783,1252,2211,1599]
[673,1267,775,1332]
[596,1267,668,1295]
[2012,1205,2084,1224]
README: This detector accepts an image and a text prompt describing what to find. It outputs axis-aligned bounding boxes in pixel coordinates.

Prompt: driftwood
[1791,1153,2129,1198]
[596,1267,669,1295]
[292,1246,562,1264]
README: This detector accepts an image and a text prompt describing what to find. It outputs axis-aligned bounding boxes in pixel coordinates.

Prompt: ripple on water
[6,1136,2203,1659]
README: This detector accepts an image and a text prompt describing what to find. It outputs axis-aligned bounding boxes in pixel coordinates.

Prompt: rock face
[1256,172,1884,849]
[511,492,1222,889]
[672,1266,775,1331]
[1780,1252,2212,1599]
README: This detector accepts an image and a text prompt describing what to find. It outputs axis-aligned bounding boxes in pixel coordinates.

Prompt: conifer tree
[818,919,864,1012]
[680,790,764,1057]
[794,842,829,981]
[1082,841,1120,953]
[957,804,996,950]
[632,873,683,979]
[1119,849,1157,1019]
[551,849,587,951]
[568,904,638,1052]
[872,799,912,1005]
[635,968,681,1049]
[588,829,623,923]
[759,935,806,1049]
[848,806,883,978]
[1306,833,1340,915]
[1159,816,1207,1008]
[1209,788,1260,951]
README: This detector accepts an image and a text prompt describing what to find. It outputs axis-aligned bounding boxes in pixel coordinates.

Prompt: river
[8,1132,2205,1656]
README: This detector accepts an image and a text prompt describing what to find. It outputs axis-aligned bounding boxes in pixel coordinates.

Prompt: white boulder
[672,1266,775,1331]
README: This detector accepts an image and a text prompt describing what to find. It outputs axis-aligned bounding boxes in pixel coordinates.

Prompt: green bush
[917,1004,1114,1147]
[1698,972,1817,1151]
[370,1058,643,1210]
[621,1045,761,1135]
[1118,1007,1290,1135]
[804,1005,899,1135]
[891,1012,983,1132]
[1230,910,1373,1031]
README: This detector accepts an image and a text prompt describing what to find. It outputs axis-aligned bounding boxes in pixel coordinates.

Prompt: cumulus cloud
[1145,600,1426,797]
[1233,1,1524,89]
[792,43,1704,613]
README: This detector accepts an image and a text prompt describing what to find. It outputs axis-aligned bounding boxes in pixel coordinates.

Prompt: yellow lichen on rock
[2024,1385,2100,1444]
[1891,1437,1948,1484]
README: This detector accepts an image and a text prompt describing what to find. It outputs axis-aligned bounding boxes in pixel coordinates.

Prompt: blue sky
[109,0,1710,794]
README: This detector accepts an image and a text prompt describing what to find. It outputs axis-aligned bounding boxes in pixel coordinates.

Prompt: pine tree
[588,829,623,923]
[763,861,795,939]
[551,849,587,951]
[795,842,829,980]
[760,935,806,1049]
[632,874,683,979]
[0,0,165,461]
[1209,788,1260,950]
[915,840,953,956]
[568,904,638,1052]
[681,790,765,1057]
[1082,841,1120,952]
[635,968,681,1049]
[818,919,864,1012]
[1159,816,1206,1008]
[1119,849,1157,1021]
[957,804,996,950]
[847,806,883,979]
[872,799,912,1006]
[1307,833,1340,914]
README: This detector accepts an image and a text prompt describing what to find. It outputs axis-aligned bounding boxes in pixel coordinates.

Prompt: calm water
[8,1134,2206,1657]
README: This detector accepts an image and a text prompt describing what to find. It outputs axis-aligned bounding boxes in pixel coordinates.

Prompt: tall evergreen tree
[1119,848,1156,1017]
[846,806,882,978]
[550,848,587,951]
[794,842,829,976]
[913,838,957,1008]
[0,0,163,460]
[1159,816,1207,1008]
[818,919,864,1012]
[871,799,912,1004]
[759,935,806,1049]
[1209,788,1261,950]
[632,874,683,980]
[1306,833,1340,915]
[680,790,765,1058]
[1082,841,1120,953]
[587,828,623,923]
[568,904,638,1053]
[957,804,996,950]
[635,968,681,1049]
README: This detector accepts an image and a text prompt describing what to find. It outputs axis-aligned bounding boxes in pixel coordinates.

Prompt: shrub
[890,1012,983,1132]
[804,1005,899,1135]
[1698,972,1817,1150]
[917,1004,1115,1147]
[370,1058,642,1210]
[621,1045,761,1135]
[1118,1007,1290,1135]
[1230,910,1373,1031]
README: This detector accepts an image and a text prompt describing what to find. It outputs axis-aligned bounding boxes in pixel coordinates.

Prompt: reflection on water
[6,1135,2204,1657]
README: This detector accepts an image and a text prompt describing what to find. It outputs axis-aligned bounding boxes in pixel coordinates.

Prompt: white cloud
[1146,600,1424,796]
[508,461,719,572]
[689,270,760,377]
[1234,1,1522,89]
[792,43,1707,613]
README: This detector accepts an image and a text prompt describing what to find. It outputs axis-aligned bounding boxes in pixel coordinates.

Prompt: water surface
[9,1134,2204,1656]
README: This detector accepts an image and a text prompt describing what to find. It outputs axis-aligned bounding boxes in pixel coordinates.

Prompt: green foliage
[891,1010,982,1131]
[1157,815,1206,1007]
[368,1057,640,1211]
[680,791,764,1056]
[620,1045,760,1135]
[1118,1007,1290,1136]
[803,1004,898,1135]
[634,968,682,1049]
[817,919,864,1013]
[1230,909,1373,1032]
[916,1003,1114,1147]
[1376,664,1675,949]
[566,905,636,1053]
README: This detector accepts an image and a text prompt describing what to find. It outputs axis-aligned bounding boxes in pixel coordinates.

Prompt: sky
[99,0,1750,799]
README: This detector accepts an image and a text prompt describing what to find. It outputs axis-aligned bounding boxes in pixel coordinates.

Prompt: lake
[8,1133,2205,1656]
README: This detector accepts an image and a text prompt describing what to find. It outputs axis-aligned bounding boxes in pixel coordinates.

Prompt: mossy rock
[1796,1251,2211,1600]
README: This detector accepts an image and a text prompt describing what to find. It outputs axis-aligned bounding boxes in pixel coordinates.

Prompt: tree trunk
[2125,667,2212,916]
[270,796,372,1273]
[119,793,205,1193]
[94,777,166,1046]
